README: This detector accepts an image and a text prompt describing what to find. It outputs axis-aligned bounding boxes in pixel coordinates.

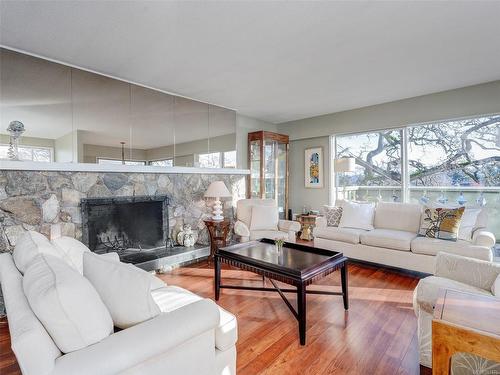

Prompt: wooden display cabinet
[247,131,289,219]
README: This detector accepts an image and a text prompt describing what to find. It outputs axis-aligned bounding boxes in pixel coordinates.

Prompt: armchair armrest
[51,299,220,375]
[472,230,496,248]
[434,252,500,291]
[233,220,250,237]
[278,220,301,233]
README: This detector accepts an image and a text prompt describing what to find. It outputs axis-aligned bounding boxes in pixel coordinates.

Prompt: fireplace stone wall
[0,170,246,253]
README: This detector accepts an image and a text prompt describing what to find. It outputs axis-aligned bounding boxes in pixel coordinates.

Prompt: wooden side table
[296,214,321,241]
[432,289,500,375]
[203,219,231,262]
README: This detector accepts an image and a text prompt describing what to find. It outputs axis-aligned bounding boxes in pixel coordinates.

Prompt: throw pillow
[51,236,91,274]
[338,201,375,231]
[13,231,65,274]
[83,252,161,329]
[418,206,465,241]
[23,253,113,353]
[249,204,279,231]
[323,206,343,227]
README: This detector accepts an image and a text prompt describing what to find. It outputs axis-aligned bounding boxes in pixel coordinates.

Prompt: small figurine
[177,224,197,247]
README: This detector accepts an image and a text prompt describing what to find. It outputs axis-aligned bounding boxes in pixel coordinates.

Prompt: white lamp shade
[334,158,355,173]
[204,181,231,198]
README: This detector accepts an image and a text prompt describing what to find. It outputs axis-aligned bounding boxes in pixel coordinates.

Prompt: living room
[0,1,499,375]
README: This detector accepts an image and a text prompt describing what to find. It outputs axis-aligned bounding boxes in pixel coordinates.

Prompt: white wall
[289,136,330,215]
[278,81,500,139]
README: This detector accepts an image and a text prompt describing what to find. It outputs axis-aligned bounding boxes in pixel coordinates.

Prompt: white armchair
[233,199,300,242]
[413,252,500,371]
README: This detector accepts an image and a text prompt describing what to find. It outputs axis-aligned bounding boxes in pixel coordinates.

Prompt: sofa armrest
[434,252,500,291]
[472,230,496,248]
[233,220,250,237]
[315,216,327,229]
[278,220,301,233]
[51,299,220,375]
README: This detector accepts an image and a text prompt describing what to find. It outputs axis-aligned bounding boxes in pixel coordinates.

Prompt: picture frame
[304,147,323,188]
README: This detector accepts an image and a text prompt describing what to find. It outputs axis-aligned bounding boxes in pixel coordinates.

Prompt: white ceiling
[1,1,500,124]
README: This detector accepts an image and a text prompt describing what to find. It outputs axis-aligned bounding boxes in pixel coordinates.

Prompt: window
[333,114,500,239]
[149,159,173,167]
[335,130,403,187]
[0,144,53,162]
[97,158,146,166]
[197,152,221,168]
[223,150,236,168]
[408,116,500,187]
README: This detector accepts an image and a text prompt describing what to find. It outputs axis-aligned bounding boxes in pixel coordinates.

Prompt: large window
[333,114,500,239]
[0,144,53,162]
[408,116,499,187]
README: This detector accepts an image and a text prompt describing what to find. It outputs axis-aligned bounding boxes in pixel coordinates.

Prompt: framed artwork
[304,147,323,188]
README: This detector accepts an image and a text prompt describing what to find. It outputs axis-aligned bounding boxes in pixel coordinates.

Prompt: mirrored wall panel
[0,48,237,168]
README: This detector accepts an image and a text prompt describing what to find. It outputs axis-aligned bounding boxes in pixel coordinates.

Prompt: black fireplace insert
[81,195,171,253]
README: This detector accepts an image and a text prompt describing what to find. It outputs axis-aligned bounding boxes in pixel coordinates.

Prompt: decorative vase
[177,224,198,247]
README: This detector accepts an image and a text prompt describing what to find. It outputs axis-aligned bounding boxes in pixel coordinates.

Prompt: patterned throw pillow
[418,206,465,241]
[323,206,343,227]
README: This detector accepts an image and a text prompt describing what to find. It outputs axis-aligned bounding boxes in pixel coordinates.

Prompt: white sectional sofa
[0,231,237,375]
[314,201,495,273]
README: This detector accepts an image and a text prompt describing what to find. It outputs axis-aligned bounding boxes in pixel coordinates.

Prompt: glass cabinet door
[248,131,289,219]
[249,139,261,198]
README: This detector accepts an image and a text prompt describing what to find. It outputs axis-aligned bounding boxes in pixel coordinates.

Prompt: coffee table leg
[297,283,306,345]
[214,255,221,301]
[341,263,349,310]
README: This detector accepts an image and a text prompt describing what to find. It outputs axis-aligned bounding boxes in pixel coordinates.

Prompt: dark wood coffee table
[214,238,348,345]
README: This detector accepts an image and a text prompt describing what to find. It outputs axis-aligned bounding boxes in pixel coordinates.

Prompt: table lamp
[334,157,355,200]
[204,181,231,220]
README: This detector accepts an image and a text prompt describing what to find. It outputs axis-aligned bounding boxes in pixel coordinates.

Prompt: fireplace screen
[81,195,170,252]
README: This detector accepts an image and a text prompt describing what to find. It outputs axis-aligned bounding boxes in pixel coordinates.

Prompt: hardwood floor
[0,261,430,375]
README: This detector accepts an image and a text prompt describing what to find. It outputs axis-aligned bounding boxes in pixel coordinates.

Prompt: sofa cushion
[418,206,465,241]
[152,286,238,351]
[411,237,491,260]
[338,201,375,231]
[313,227,366,244]
[249,230,288,241]
[237,199,276,227]
[13,231,65,274]
[374,202,421,233]
[83,252,160,329]
[457,208,482,241]
[250,204,279,231]
[23,253,113,353]
[360,229,416,251]
[51,236,91,274]
[493,275,500,297]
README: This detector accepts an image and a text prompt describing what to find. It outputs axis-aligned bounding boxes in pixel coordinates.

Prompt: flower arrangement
[275,238,285,252]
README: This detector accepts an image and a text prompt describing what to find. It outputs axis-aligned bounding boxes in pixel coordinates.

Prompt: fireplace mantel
[0,160,250,175]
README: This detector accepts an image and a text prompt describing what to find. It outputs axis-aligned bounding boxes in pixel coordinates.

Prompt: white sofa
[314,201,495,273]
[233,199,301,242]
[413,252,500,371]
[0,232,237,375]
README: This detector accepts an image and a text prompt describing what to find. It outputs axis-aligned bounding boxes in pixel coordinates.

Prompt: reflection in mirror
[0,48,237,169]
[0,48,73,163]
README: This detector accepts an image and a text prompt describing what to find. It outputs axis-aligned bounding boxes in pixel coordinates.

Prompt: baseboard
[346,257,431,279]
